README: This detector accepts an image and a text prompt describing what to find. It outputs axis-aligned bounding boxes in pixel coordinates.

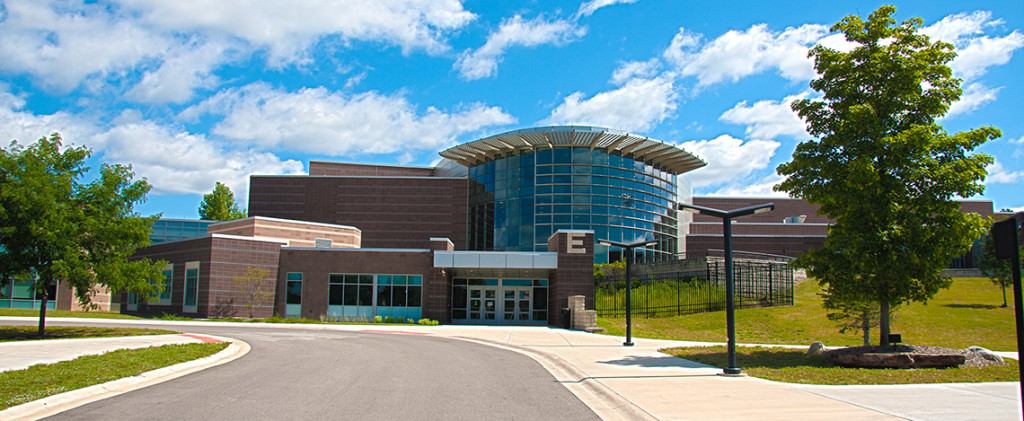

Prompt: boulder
[807,341,825,355]
[828,352,965,369]
[968,346,1005,363]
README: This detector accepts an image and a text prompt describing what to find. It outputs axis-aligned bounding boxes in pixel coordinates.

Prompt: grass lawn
[662,345,1020,385]
[0,326,178,342]
[0,309,141,320]
[0,342,228,410]
[599,277,1017,351]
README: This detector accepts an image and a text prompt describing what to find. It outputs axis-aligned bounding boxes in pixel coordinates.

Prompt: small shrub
[385,316,395,323]
[417,318,439,326]
[396,317,405,323]
[373,315,383,323]
[407,318,415,324]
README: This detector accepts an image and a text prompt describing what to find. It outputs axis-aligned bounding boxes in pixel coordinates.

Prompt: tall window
[149,264,173,306]
[183,261,199,313]
[285,272,302,317]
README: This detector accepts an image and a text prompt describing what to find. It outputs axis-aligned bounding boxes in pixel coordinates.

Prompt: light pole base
[623,341,634,347]
[718,368,744,377]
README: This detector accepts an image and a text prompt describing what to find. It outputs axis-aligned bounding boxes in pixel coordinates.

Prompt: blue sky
[1,0,1021,218]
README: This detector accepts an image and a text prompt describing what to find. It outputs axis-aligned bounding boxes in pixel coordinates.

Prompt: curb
[0,334,250,421]
[453,336,657,421]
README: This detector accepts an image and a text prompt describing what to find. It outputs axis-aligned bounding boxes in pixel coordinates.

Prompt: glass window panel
[377,285,392,306]
[504,279,531,287]
[552,165,571,174]
[408,275,422,285]
[328,284,343,305]
[343,285,358,305]
[359,274,373,284]
[377,275,391,285]
[287,272,303,281]
[452,286,467,309]
[329,274,344,283]
[553,148,571,163]
[533,287,547,310]
[358,285,373,305]
[286,280,302,304]
[536,149,552,165]
[407,286,422,307]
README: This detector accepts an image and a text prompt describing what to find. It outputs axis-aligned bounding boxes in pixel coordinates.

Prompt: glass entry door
[502,287,531,321]
[468,286,498,320]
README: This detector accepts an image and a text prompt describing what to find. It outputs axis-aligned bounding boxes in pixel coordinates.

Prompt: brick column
[426,238,454,322]
[547,230,595,326]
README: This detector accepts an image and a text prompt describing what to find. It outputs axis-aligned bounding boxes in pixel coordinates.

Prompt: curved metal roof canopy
[440,126,707,175]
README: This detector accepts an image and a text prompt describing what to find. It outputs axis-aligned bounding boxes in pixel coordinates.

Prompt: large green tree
[198,181,246,221]
[0,134,165,336]
[776,6,999,347]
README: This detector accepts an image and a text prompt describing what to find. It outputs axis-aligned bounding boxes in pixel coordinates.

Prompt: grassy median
[0,342,228,410]
[0,325,177,342]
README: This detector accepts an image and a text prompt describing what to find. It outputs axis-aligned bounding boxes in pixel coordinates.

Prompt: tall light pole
[598,238,658,346]
[678,202,774,375]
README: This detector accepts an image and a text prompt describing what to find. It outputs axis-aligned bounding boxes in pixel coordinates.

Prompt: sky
[1,0,1021,219]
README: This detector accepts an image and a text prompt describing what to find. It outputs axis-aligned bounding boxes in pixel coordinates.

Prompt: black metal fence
[595,257,795,318]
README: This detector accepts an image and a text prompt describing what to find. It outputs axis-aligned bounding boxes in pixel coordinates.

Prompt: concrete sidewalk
[0,317,1020,420]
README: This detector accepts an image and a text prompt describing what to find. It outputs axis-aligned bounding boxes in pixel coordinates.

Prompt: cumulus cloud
[0,0,171,91]
[126,39,235,104]
[719,94,809,140]
[181,83,515,156]
[703,174,789,198]
[610,59,661,85]
[121,0,476,62]
[945,82,1001,118]
[91,118,304,197]
[455,14,585,80]
[986,160,1024,185]
[678,134,780,188]
[922,11,1024,81]
[0,88,94,145]
[576,0,638,18]
[663,23,828,86]
[542,77,676,132]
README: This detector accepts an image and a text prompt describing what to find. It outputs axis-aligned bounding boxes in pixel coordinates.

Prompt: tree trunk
[861,309,871,346]
[1002,283,1008,308]
[879,300,890,347]
[37,280,49,337]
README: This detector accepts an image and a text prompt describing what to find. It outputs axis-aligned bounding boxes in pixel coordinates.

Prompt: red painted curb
[180,334,224,343]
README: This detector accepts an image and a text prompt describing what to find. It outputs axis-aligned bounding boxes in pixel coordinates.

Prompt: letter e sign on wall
[567,232,586,254]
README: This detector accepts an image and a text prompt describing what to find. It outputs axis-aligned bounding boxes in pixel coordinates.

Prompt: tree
[775,6,999,347]
[0,134,165,336]
[822,292,897,346]
[198,182,246,221]
[232,266,274,318]
[979,220,1022,307]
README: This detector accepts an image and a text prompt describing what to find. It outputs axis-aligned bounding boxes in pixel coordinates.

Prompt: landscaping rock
[825,344,966,369]
[968,346,1004,363]
[807,341,825,354]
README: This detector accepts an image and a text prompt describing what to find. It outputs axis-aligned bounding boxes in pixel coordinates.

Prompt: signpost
[992,216,1022,414]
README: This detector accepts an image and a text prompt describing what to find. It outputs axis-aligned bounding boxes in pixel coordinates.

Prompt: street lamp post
[598,238,658,346]
[678,202,774,375]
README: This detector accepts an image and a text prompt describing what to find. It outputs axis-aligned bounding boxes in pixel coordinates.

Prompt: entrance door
[502,287,532,321]
[468,286,498,321]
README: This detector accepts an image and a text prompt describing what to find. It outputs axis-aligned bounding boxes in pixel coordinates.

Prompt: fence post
[768,263,773,307]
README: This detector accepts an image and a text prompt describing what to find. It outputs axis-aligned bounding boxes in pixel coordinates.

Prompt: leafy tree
[0,134,165,336]
[232,266,274,318]
[198,182,246,221]
[979,220,1022,308]
[776,6,998,347]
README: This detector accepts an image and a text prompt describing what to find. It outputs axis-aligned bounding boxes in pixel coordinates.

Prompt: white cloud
[1009,136,1024,145]
[610,59,660,85]
[719,94,809,140]
[542,77,676,132]
[703,174,789,198]
[576,0,638,18]
[455,14,585,80]
[678,134,780,188]
[126,39,235,104]
[91,119,304,197]
[0,0,171,91]
[663,23,827,86]
[945,82,1001,118]
[0,88,94,145]
[181,83,515,156]
[121,0,476,63]
[986,160,1024,185]
[922,11,1024,81]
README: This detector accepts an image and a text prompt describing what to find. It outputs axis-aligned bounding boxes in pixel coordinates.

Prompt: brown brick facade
[547,230,596,325]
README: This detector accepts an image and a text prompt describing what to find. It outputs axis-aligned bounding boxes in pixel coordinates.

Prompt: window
[285,272,302,317]
[183,261,199,313]
[326,273,424,320]
[149,264,173,306]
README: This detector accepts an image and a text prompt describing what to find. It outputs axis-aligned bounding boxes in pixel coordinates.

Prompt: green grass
[599,277,1017,351]
[0,309,141,320]
[0,342,228,410]
[663,345,1020,385]
[0,326,178,342]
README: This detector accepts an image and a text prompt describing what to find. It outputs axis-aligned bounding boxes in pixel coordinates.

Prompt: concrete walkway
[0,317,1021,420]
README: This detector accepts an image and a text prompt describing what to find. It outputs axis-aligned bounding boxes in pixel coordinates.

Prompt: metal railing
[595,257,794,318]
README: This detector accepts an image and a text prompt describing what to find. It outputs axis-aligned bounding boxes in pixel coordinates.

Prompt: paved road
[15,321,600,420]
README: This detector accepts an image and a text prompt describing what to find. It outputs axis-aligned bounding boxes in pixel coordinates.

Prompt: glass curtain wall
[468,148,679,262]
